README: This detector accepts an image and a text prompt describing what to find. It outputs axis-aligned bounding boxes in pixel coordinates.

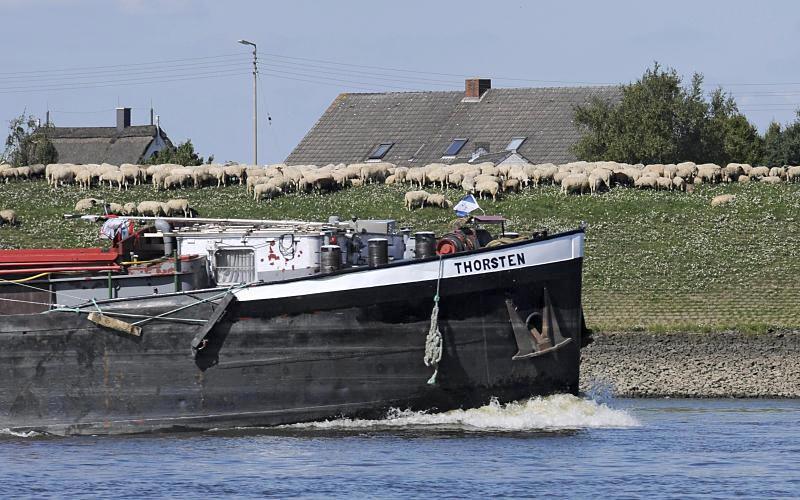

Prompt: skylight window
[368,143,393,160]
[443,138,468,157]
[505,137,526,151]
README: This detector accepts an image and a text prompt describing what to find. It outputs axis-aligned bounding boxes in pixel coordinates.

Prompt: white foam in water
[281,394,639,432]
[0,428,41,438]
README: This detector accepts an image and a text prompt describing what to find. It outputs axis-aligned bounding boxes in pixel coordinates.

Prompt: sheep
[75,198,101,212]
[246,175,269,194]
[506,166,529,187]
[461,176,476,193]
[75,170,92,190]
[738,175,751,184]
[561,174,590,195]
[475,180,501,200]
[425,166,449,189]
[672,176,687,192]
[406,167,426,188]
[675,162,697,180]
[553,171,570,185]
[760,176,782,185]
[393,166,409,183]
[426,193,452,209]
[787,166,800,183]
[120,164,143,186]
[662,164,677,179]
[137,201,165,217]
[253,181,282,202]
[100,171,126,191]
[769,166,785,179]
[503,178,521,193]
[749,166,770,179]
[360,163,390,184]
[123,202,138,216]
[533,164,558,186]
[206,166,226,187]
[711,194,735,207]
[634,176,658,190]
[643,164,665,177]
[0,209,18,226]
[104,202,125,215]
[722,163,744,183]
[13,166,31,180]
[224,165,247,185]
[696,163,722,184]
[404,190,430,210]
[162,174,186,190]
[384,174,398,185]
[50,166,75,188]
[588,173,604,195]
[349,178,365,188]
[164,198,191,217]
[656,177,673,191]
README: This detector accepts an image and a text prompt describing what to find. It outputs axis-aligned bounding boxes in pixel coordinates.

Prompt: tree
[763,121,784,167]
[144,139,208,166]
[2,113,58,166]
[573,63,764,165]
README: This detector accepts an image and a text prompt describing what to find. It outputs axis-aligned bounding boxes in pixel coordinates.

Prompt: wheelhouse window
[505,137,526,151]
[443,138,468,157]
[368,143,393,160]
[214,248,255,285]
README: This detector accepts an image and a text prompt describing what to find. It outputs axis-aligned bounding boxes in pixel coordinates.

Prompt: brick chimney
[464,78,491,100]
[116,107,131,131]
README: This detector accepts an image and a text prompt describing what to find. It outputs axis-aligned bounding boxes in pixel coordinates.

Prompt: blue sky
[2,0,799,164]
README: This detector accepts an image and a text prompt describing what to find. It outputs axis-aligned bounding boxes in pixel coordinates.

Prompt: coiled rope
[423,255,445,385]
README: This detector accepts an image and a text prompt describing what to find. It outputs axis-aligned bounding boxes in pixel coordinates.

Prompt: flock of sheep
[1,159,800,222]
[72,197,193,217]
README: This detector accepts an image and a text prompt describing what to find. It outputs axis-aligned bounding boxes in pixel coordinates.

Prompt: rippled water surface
[2,396,799,498]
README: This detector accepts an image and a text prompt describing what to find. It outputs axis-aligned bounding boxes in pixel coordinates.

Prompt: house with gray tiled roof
[286,78,621,166]
[40,108,172,165]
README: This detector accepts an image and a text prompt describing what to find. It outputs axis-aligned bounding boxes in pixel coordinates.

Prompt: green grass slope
[1,180,798,331]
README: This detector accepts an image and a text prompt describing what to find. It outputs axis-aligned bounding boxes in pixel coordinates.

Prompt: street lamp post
[238,39,258,165]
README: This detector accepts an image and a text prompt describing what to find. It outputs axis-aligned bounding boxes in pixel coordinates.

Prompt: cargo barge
[0,215,588,435]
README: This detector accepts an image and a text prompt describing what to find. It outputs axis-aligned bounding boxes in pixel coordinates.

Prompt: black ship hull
[0,231,586,435]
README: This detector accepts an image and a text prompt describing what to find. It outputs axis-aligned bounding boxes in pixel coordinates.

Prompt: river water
[1,396,798,498]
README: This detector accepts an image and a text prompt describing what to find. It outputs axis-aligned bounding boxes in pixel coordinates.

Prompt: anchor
[505,287,572,360]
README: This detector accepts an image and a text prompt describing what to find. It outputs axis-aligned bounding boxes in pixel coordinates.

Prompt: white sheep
[711,194,735,207]
[634,176,658,190]
[672,176,687,192]
[75,198,101,212]
[475,180,501,200]
[165,198,191,217]
[588,173,604,195]
[425,193,452,209]
[0,209,18,225]
[137,201,165,217]
[75,170,92,190]
[123,202,138,215]
[403,190,430,210]
[561,174,590,195]
[254,181,282,202]
[787,166,800,182]
[749,166,770,179]
[760,176,782,184]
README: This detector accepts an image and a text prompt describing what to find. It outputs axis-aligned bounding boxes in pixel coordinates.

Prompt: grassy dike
[1,179,799,332]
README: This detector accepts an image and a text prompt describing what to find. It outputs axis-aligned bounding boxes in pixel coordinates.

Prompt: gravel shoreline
[579,330,800,398]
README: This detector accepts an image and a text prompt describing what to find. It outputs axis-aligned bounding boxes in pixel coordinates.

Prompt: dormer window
[443,138,468,158]
[505,137,526,151]
[368,143,393,161]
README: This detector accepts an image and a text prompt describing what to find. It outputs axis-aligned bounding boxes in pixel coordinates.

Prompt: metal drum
[367,238,389,267]
[414,232,436,259]
[320,245,342,273]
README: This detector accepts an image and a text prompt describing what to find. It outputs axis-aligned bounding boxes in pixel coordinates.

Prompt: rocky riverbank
[579,330,800,398]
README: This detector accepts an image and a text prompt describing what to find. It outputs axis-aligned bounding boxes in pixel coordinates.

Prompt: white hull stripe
[234,232,584,303]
